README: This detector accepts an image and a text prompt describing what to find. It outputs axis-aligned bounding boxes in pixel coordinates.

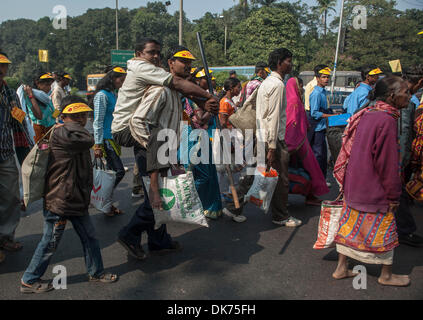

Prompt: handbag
[228,86,258,135]
[313,194,344,249]
[21,126,55,207]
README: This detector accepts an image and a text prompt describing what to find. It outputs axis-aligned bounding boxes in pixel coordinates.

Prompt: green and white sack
[143,171,208,229]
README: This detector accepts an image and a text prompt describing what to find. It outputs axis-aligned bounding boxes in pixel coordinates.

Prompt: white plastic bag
[143,170,208,229]
[245,167,278,214]
[90,160,116,213]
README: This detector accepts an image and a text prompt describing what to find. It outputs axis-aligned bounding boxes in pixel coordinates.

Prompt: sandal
[20,281,54,294]
[89,273,118,283]
[1,239,23,252]
[104,206,124,217]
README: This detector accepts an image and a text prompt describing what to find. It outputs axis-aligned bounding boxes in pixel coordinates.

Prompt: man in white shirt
[224,48,302,227]
[111,38,217,145]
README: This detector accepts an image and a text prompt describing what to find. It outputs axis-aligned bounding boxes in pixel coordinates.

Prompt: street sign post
[111,50,134,68]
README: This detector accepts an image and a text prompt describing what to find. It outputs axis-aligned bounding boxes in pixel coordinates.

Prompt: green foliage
[4,76,20,90]
[0,0,421,89]
[228,6,305,68]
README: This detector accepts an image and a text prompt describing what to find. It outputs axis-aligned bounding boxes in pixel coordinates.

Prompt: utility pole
[115,0,119,50]
[224,24,227,58]
[330,0,345,98]
[179,0,183,45]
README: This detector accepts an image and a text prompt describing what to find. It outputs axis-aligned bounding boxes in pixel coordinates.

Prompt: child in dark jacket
[21,96,118,294]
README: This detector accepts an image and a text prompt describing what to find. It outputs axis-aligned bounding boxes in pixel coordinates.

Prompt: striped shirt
[0,82,31,161]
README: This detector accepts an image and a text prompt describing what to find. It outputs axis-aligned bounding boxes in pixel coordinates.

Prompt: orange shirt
[219,97,236,129]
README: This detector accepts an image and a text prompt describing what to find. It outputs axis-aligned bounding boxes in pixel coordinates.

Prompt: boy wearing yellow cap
[343,65,382,115]
[308,65,335,180]
[21,96,118,293]
[0,52,33,263]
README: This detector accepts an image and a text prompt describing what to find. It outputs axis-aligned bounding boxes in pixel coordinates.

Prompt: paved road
[1,147,422,300]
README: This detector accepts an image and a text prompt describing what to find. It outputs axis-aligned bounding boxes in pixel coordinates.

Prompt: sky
[1,0,422,23]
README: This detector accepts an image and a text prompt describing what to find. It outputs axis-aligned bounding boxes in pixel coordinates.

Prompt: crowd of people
[0,37,422,293]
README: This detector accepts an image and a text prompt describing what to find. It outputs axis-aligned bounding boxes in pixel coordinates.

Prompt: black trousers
[118,143,173,250]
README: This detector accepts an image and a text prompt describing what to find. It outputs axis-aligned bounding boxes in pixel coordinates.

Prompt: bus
[86,73,106,96]
[210,66,255,79]
[299,71,362,106]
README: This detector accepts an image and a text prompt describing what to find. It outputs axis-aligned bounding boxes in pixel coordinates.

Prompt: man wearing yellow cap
[118,45,197,259]
[51,71,71,113]
[0,52,33,262]
[343,65,382,115]
[308,65,335,181]
[21,95,118,293]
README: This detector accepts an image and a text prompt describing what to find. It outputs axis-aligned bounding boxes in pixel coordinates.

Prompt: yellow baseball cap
[38,73,54,80]
[195,69,213,78]
[368,67,383,75]
[173,50,196,60]
[418,30,423,35]
[0,54,12,64]
[319,67,332,75]
[112,67,127,74]
[265,67,271,73]
[63,73,72,80]
[61,102,93,114]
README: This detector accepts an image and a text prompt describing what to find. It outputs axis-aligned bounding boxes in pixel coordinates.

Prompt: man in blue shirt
[343,65,382,115]
[309,66,335,179]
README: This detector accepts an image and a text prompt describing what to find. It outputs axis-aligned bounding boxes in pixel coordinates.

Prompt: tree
[228,6,305,69]
[315,0,337,36]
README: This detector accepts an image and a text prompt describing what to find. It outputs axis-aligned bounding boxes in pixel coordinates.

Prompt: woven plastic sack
[21,126,54,207]
[143,171,208,229]
[90,160,116,213]
[313,199,344,249]
[245,167,278,214]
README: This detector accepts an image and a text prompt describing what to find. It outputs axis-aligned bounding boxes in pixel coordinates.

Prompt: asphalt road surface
[1,146,422,300]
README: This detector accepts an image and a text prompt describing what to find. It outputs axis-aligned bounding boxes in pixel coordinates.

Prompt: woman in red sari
[285,77,329,205]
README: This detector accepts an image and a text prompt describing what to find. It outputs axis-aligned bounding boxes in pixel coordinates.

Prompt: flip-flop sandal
[20,281,54,294]
[1,240,23,252]
[89,273,118,283]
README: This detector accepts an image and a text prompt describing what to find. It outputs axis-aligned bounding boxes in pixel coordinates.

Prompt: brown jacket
[44,122,94,216]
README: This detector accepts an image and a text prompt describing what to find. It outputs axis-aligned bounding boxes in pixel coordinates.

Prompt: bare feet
[332,268,358,279]
[378,274,410,287]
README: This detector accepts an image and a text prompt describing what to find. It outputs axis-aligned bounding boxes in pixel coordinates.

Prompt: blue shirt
[411,94,420,109]
[343,82,372,115]
[93,90,117,144]
[310,86,332,131]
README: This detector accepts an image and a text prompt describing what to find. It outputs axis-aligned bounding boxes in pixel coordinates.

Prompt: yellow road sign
[39,50,49,63]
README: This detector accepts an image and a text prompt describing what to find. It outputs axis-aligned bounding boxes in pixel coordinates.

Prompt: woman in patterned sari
[332,75,411,286]
[407,103,423,201]
[182,96,223,220]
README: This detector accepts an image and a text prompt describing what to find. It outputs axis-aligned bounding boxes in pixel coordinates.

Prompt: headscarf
[285,77,309,152]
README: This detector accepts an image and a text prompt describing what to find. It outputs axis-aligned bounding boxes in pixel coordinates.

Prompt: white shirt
[111,58,173,133]
[304,77,318,111]
[129,86,182,149]
[256,72,287,149]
